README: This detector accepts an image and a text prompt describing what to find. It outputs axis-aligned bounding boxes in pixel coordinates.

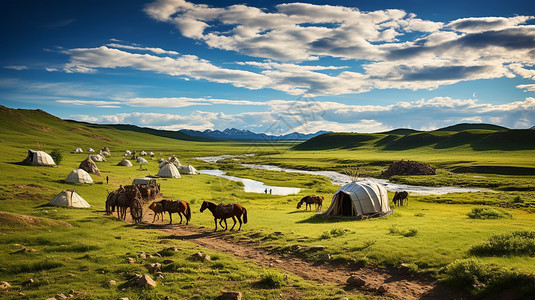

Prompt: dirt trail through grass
[139,212,458,299]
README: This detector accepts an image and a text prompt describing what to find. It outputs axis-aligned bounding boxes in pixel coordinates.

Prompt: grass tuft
[259,269,286,288]
[467,207,512,219]
[470,231,535,257]
[389,224,419,237]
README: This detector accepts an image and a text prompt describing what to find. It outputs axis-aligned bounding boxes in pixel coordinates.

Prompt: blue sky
[1,0,534,134]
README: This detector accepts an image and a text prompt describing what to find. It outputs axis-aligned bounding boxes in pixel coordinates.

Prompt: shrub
[330,228,345,237]
[467,207,512,219]
[319,231,331,239]
[259,270,286,288]
[470,231,535,257]
[442,259,535,297]
[389,224,419,237]
[50,149,63,165]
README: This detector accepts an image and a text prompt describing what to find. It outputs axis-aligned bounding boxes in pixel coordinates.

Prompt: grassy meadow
[1,106,535,298]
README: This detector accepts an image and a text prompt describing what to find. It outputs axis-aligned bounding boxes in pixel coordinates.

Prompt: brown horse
[148,201,165,223]
[200,201,247,231]
[159,199,191,225]
[393,191,409,206]
[297,195,324,212]
[115,185,142,220]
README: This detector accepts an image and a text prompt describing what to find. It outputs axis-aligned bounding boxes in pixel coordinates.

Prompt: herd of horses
[105,181,408,230]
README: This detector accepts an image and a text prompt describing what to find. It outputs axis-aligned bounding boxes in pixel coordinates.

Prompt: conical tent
[65,169,93,183]
[124,150,132,156]
[137,157,148,163]
[324,181,391,218]
[169,156,181,167]
[180,165,199,175]
[49,189,91,208]
[157,162,181,178]
[117,158,133,167]
[23,150,56,166]
[79,157,100,175]
[75,147,83,153]
[90,154,105,162]
[88,148,95,153]
[140,151,147,156]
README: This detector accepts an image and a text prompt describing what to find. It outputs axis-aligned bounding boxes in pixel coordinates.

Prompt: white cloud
[447,16,534,33]
[517,84,535,92]
[66,97,535,133]
[106,43,179,55]
[4,65,28,71]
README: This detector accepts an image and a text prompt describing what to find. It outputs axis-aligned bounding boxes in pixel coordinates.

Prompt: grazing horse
[105,190,119,215]
[393,191,409,206]
[160,199,191,225]
[148,201,165,223]
[297,195,324,212]
[200,201,247,231]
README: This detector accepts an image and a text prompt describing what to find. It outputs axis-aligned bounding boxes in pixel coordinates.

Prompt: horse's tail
[185,201,191,222]
[243,207,248,224]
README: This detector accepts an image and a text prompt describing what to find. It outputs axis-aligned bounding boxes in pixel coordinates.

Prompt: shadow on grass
[296,214,361,224]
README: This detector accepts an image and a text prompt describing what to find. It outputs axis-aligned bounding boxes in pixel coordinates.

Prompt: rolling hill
[294,124,535,151]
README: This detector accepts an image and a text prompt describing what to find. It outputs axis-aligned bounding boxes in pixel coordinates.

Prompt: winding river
[195,154,483,196]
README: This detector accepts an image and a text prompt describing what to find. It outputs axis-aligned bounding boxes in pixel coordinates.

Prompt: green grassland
[1,106,535,298]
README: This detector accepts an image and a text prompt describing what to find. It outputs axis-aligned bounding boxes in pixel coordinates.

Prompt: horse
[160,199,191,225]
[200,201,247,231]
[105,190,118,215]
[130,198,143,224]
[148,201,165,223]
[297,195,324,212]
[393,191,409,206]
[115,185,141,220]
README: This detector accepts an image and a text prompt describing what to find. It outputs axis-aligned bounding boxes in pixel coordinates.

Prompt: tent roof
[180,165,199,175]
[23,149,56,166]
[65,169,93,183]
[157,163,181,178]
[137,157,148,163]
[324,181,391,217]
[117,158,133,166]
[49,189,91,208]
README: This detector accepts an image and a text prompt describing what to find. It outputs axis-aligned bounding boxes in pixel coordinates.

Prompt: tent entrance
[340,193,354,216]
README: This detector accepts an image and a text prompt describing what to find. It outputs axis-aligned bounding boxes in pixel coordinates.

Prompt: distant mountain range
[179,128,330,141]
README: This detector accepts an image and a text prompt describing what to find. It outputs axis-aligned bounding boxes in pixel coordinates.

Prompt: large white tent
[49,189,91,208]
[117,158,133,167]
[65,169,93,183]
[157,162,181,178]
[180,165,199,175]
[90,154,106,162]
[137,157,148,163]
[23,150,56,166]
[324,181,391,218]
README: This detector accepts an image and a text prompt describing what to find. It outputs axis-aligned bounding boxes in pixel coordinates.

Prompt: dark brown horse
[159,199,191,225]
[393,191,409,206]
[200,201,247,231]
[115,185,142,220]
[297,195,324,212]
[148,201,165,223]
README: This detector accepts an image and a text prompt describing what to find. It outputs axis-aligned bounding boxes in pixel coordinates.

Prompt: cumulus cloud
[66,97,535,133]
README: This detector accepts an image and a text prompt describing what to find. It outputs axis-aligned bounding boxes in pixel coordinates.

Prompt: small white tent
[169,156,181,167]
[149,152,155,157]
[324,181,391,218]
[90,154,106,162]
[75,147,83,153]
[117,158,133,167]
[65,169,93,183]
[23,150,56,166]
[137,157,148,163]
[157,162,181,178]
[49,189,91,208]
[88,148,95,153]
[180,165,199,175]
[124,150,132,156]
[140,151,147,156]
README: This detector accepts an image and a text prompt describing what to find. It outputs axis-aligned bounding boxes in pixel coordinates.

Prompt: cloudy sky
[1,0,534,134]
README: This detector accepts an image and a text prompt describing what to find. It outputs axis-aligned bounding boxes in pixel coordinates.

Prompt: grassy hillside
[294,125,535,152]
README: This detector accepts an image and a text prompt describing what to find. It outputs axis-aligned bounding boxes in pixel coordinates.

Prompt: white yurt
[180,165,199,175]
[157,162,181,178]
[117,158,133,167]
[137,157,148,163]
[124,150,132,156]
[49,189,91,208]
[75,147,83,153]
[88,148,95,153]
[90,154,106,162]
[140,151,147,156]
[23,150,56,166]
[323,181,392,218]
[149,152,155,157]
[65,169,93,183]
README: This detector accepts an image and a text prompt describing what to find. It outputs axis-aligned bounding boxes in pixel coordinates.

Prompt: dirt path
[138,209,460,300]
